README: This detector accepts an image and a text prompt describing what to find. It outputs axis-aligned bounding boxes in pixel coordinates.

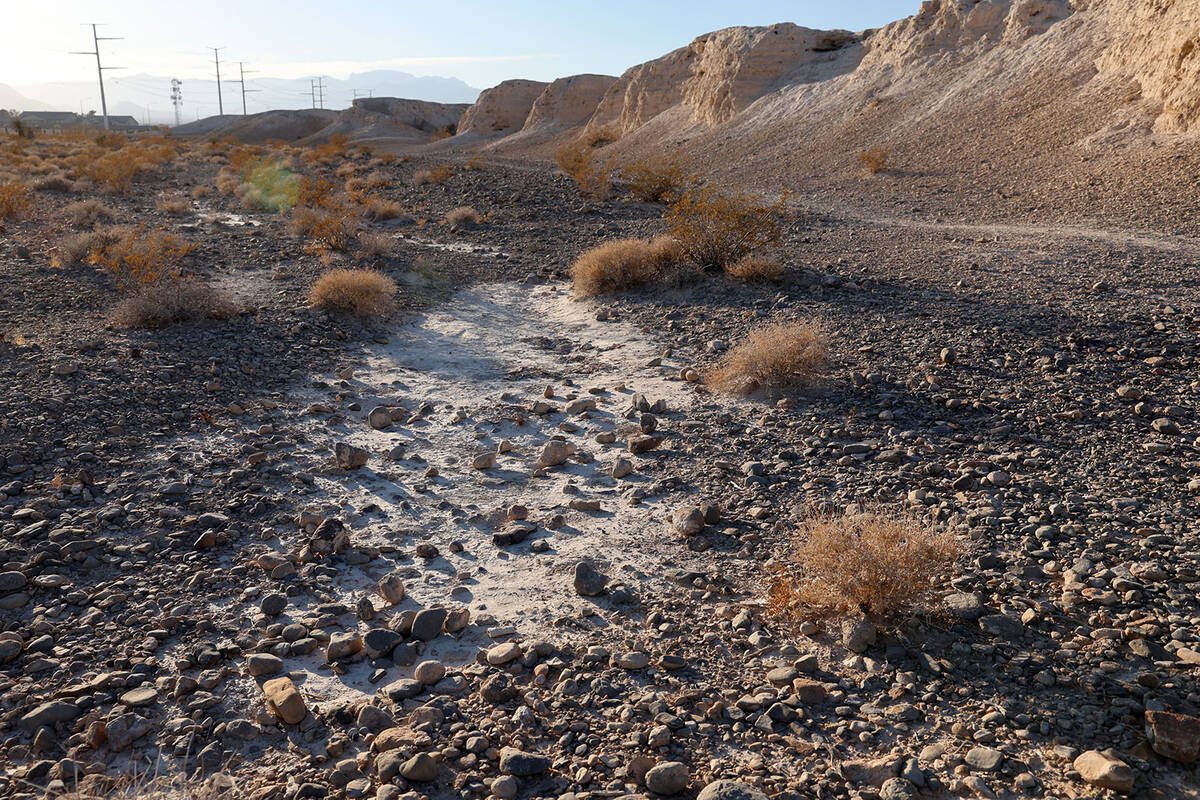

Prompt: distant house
[18,111,83,131]
[106,115,141,130]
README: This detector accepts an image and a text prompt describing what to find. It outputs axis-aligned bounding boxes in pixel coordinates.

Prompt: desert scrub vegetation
[570,236,685,297]
[155,194,191,215]
[363,197,403,221]
[309,268,396,316]
[411,164,453,187]
[356,232,393,261]
[708,321,828,396]
[66,199,115,228]
[666,187,784,270]
[237,156,300,211]
[768,510,960,621]
[621,157,691,202]
[33,174,74,193]
[556,139,611,199]
[90,225,195,290]
[110,279,239,329]
[445,206,481,229]
[725,254,784,282]
[57,227,124,265]
[859,147,892,175]
[289,176,360,252]
[0,182,32,219]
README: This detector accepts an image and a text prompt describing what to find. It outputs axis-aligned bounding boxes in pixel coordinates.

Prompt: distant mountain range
[2,70,481,125]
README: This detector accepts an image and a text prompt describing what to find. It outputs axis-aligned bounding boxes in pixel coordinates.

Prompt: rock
[945,592,984,620]
[472,452,496,470]
[414,660,446,685]
[841,756,900,786]
[612,458,634,478]
[245,653,284,676]
[0,571,28,593]
[1145,710,1200,763]
[367,406,393,430]
[629,435,664,454]
[411,608,448,641]
[491,775,519,800]
[1152,417,1180,435]
[480,673,518,703]
[672,506,705,536]
[499,746,550,776]
[19,701,80,732]
[443,607,471,633]
[696,780,768,800]
[538,440,573,467]
[260,593,287,617]
[565,398,597,415]
[364,629,402,658]
[965,747,1003,771]
[105,713,152,752]
[614,651,651,669]
[399,753,438,782]
[335,442,369,469]
[645,761,690,795]
[841,617,876,653]
[118,687,157,710]
[791,678,828,703]
[327,633,363,661]
[1073,750,1133,794]
[978,613,1023,639]
[0,635,21,663]
[487,642,522,665]
[262,677,307,724]
[573,561,608,596]
[879,778,918,800]
[357,704,395,733]
[493,522,535,546]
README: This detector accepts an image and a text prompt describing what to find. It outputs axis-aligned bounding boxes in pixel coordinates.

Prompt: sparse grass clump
[556,140,610,199]
[33,174,73,193]
[66,199,115,228]
[412,164,453,187]
[90,225,195,290]
[859,147,892,175]
[445,206,481,229]
[622,157,690,202]
[725,254,784,282]
[363,197,403,221]
[110,279,239,329]
[356,232,393,260]
[768,511,960,620]
[155,195,191,215]
[0,182,32,219]
[59,227,124,265]
[570,236,684,297]
[708,321,828,395]
[309,268,396,316]
[667,187,783,270]
[290,205,359,251]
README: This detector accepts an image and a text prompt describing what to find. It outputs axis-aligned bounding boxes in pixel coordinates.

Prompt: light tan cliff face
[457,79,550,136]
[588,46,695,135]
[522,75,618,131]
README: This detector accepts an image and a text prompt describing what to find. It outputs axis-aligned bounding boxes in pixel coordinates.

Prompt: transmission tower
[170,79,183,127]
[234,62,259,115]
[71,24,123,130]
[210,47,224,115]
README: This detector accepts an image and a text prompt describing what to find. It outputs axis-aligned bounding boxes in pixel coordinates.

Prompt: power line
[233,62,260,115]
[310,76,325,109]
[70,23,123,130]
[210,47,224,115]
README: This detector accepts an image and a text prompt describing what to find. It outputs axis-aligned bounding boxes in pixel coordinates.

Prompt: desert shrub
[859,148,891,175]
[192,184,212,198]
[556,140,610,199]
[429,124,456,141]
[66,199,115,228]
[298,176,338,209]
[708,321,828,395]
[356,232,392,260]
[155,195,191,215]
[428,164,453,184]
[309,268,396,316]
[290,205,359,251]
[90,225,195,290]
[582,125,618,148]
[768,511,960,620]
[59,227,124,264]
[11,118,34,140]
[33,174,73,193]
[666,187,783,269]
[570,236,684,297]
[238,157,300,212]
[464,153,485,171]
[215,167,241,195]
[622,157,689,202]
[445,206,481,229]
[725,254,783,282]
[110,279,239,329]
[411,169,432,187]
[0,182,32,219]
[363,197,403,221]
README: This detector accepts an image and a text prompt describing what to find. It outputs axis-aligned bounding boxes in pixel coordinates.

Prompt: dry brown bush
[0,182,31,219]
[411,169,432,187]
[556,140,610,199]
[110,279,239,329]
[363,198,403,221]
[768,511,960,621]
[464,153,485,171]
[290,205,359,252]
[725,254,784,282]
[191,185,212,198]
[708,321,828,395]
[570,236,684,297]
[666,187,783,269]
[66,199,115,228]
[33,174,73,192]
[155,195,191,215]
[622,157,689,202]
[859,147,892,175]
[445,206,481,229]
[309,268,396,316]
[59,227,124,264]
[90,225,195,290]
[582,125,618,148]
[356,232,393,260]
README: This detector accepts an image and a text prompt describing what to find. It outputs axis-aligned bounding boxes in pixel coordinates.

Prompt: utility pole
[210,47,224,116]
[310,79,316,109]
[312,76,326,109]
[71,24,122,130]
[170,79,183,127]
[234,62,259,115]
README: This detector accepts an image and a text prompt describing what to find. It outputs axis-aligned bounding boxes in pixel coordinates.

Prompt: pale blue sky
[8,1,921,87]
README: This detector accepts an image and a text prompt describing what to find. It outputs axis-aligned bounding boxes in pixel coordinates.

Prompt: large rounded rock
[645,761,690,795]
[697,780,768,800]
[499,747,550,776]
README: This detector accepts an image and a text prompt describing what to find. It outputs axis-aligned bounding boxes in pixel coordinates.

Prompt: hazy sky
[8,1,920,89]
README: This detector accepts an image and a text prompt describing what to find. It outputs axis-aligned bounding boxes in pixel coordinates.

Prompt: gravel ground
[1,141,1199,800]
